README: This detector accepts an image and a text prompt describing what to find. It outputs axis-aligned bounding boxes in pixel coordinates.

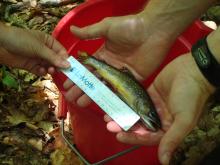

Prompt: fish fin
[140,109,161,131]
[120,67,136,79]
[77,51,89,62]
[135,99,161,131]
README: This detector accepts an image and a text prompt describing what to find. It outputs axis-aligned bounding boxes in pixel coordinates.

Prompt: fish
[78,51,161,131]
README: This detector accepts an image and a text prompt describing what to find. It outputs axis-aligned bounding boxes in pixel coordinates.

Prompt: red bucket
[52,0,212,164]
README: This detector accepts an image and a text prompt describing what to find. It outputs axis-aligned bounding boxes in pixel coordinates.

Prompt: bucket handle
[60,119,141,165]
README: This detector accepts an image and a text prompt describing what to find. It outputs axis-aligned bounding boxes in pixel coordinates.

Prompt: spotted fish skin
[78,52,161,131]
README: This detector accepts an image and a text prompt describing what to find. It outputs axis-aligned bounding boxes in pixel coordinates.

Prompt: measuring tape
[61,56,140,131]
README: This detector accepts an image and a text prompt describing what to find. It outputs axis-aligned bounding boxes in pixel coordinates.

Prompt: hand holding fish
[70,14,173,80]
[104,53,215,165]
[0,23,70,75]
[63,0,215,107]
[62,0,219,165]
[63,13,175,107]
[68,0,215,80]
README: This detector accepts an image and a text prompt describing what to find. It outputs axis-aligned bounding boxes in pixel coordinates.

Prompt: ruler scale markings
[61,56,140,131]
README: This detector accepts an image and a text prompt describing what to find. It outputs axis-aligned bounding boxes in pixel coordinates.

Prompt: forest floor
[0,1,220,165]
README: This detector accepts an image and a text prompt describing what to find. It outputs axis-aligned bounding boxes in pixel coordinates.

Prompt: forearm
[140,0,217,40]
[207,27,220,62]
[0,22,10,43]
[0,22,13,54]
[0,23,10,64]
[0,22,22,45]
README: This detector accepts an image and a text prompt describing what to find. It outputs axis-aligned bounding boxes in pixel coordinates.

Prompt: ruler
[61,56,140,131]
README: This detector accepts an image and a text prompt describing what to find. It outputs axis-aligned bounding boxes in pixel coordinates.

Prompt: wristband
[191,37,220,88]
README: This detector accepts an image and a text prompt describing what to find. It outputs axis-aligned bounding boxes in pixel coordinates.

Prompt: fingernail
[161,152,170,165]
[63,80,70,89]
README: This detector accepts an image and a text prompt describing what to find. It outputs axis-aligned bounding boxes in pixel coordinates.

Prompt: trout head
[135,99,161,132]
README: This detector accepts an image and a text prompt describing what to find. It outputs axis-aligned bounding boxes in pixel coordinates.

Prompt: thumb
[158,114,195,165]
[70,19,110,40]
[34,43,70,69]
[41,46,70,68]
[31,31,70,69]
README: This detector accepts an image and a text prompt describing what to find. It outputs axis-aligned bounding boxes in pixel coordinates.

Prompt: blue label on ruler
[61,56,140,131]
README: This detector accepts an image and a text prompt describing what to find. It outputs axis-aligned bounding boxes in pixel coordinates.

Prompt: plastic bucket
[52,0,212,164]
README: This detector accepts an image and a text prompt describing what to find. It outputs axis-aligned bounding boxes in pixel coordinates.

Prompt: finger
[25,60,46,76]
[63,79,74,90]
[64,85,83,103]
[33,34,69,69]
[104,118,143,132]
[148,84,173,131]
[37,31,69,59]
[103,114,112,122]
[36,45,70,69]
[106,121,146,133]
[44,34,69,58]
[106,120,160,135]
[106,121,122,133]
[30,65,46,76]
[76,94,92,108]
[70,18,110,40]
[38,67,47,76]
[158,114,195,165]
[47,67,55,75]
[116,129,164,146]
[158,77,210,164]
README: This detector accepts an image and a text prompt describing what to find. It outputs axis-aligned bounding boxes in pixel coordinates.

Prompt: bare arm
[208,27,220,62]
[140,0,217,40]
[0,23,69,75]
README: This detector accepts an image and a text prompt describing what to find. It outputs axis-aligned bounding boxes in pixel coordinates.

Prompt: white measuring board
[61,56,140,131]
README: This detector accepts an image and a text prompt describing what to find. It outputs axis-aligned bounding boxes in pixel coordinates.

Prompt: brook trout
[78,52,161,131]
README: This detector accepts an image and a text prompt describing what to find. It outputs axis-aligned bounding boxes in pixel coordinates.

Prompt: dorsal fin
[120,67,136,79]
[77,51,89,62]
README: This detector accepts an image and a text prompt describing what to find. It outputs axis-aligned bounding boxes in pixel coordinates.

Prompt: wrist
[137,10,179,43]
[186,54,215,93]
[191,35,220,89]
[139,10,180,39]
[134,11,178,58]
[207,28,220,63]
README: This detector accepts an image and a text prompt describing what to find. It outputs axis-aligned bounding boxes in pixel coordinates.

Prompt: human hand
[0,24,70,76]
[64,13,176,107]
[103,53,215,165]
